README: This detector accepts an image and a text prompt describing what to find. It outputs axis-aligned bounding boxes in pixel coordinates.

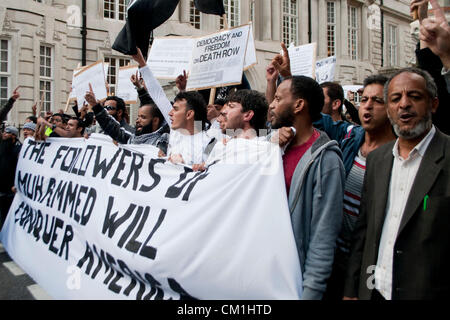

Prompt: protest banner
[186,24,250,91]
[147,37,195,80]
[72,61,108,107]
[117,65,139,104]
[0,136,302,300]
[288,43,317,78]
[315,56,336,84]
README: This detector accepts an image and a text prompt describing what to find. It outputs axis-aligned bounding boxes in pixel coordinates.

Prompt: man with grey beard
[344,67,450,300]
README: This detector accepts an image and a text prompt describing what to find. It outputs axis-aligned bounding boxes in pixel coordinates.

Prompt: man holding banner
[269,72,345,299]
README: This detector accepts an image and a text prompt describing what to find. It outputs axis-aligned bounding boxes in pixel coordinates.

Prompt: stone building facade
[0,0,426,131]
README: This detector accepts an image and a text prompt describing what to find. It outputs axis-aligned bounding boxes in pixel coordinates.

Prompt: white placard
[288,43,317,78]
[0,136,303,300]
[117,65,139,104]
[186,24,250,91]
[72,61,108,107]
[315,56,336,84]
[147,37,195,80]
[244,23,257,70]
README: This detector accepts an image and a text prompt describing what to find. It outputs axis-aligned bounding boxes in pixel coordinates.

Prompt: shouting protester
[268,53,346,298]
[85,84,170,154]
[344,68,450,300]
[130,47,215,165]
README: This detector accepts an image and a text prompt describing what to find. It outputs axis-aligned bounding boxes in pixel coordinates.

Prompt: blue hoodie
[288,130,345,299]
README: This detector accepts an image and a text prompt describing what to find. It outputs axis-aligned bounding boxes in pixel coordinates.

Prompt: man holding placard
[130,48,215,165]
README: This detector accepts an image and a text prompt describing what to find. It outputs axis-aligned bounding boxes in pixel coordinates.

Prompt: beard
[135,123,154,136]
[270,108,295,130]
[389,110,432,140]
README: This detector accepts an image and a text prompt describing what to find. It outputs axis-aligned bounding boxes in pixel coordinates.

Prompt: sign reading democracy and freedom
[147,24,257,82]
[0,136,302,300]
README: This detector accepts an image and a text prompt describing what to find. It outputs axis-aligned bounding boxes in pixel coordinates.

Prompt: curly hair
[226,89,269,131]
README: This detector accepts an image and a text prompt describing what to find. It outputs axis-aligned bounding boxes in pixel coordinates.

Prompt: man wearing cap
[23,122,36,140]
[0,126,22,228]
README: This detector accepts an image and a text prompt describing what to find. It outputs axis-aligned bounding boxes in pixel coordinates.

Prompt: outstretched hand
[131,47,147,68]
[11,86,20,101]
[85,83,98,107]
[419,0,450,68]
[175,70,188,92]
[271,42,292,78]
[410,0,429,22]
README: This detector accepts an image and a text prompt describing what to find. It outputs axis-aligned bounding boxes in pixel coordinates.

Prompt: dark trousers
[323,249,348,300]
[0,195,14,229]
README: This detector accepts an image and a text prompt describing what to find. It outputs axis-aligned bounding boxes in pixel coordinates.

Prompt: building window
[387,24,398,66]
[39,45,52,112]
[282,0,298,46]
[221,0,241,28]
[0,39,10,108]
[104,57,131,95]
[250,0,255,22]
[104,0,130,21]
[189,0,201,29]
[327,2,336,57]
[348,5,358,60]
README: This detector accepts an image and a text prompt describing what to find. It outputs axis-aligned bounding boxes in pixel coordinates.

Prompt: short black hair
[140,103,165,128]
[227,89,268,131]
[105,96,126,112]
[214,98,227,106]
[363,74,388,88]
[174,91,208,129]
[70,116,85,135]
[288,76,324,122]
[26,116,37,124]
[320,82,344,113]
[52,113,69,124]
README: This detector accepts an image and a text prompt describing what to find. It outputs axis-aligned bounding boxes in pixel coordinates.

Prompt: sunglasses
[105,106,116,111]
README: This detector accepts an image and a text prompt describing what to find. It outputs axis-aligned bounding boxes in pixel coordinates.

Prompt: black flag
[112,0,180,58]
[194,0,225,16]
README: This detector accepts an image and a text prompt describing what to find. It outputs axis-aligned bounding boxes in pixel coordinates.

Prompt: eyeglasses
[105,106,116,111]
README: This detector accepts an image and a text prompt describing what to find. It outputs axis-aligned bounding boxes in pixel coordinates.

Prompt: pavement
[0,241,52,300]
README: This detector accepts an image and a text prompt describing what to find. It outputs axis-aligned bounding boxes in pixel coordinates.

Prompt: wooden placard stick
[37,91,44,117]
[64,94,72,113]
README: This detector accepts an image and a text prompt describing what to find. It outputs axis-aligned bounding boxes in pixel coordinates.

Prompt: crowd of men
[1,0,449,300]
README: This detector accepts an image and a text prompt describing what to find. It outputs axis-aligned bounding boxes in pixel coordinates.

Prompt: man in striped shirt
[318,75,397,300]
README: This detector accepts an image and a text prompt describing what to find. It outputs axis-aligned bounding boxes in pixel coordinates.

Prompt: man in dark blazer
[344,67,450,300]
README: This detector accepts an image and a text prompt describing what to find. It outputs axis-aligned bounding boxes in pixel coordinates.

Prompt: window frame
[327,1,337,57]
[189,0,202,29]
[221,0,241,28]
[347,5,359,61]
[387,24,398,66]
[0,39,11,108]
[103,0,130,22]
[282,0,299,47]
[39,44,53,113]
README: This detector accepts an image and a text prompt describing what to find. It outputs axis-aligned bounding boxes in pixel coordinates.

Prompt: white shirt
[168,129,213,165]
[140,65,213,164]
[375,125,436,299]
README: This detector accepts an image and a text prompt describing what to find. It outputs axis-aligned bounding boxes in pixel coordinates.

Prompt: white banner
[186,24,250,91]
[73,61,108,107]
[147,37,195,80]
[315,56,336,84]
[117,65,139,104]
[0,136,302,300]
[288,43,317,78]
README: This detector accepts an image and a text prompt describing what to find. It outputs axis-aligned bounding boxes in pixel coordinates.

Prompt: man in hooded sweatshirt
[269,75,345,300]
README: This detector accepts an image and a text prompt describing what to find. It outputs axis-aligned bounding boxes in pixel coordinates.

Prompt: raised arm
[131,47,172,126]
[0,86,20,122]
[85,83,133,144]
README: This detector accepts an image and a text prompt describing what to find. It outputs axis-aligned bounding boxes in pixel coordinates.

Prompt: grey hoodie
[288,130,345,300]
